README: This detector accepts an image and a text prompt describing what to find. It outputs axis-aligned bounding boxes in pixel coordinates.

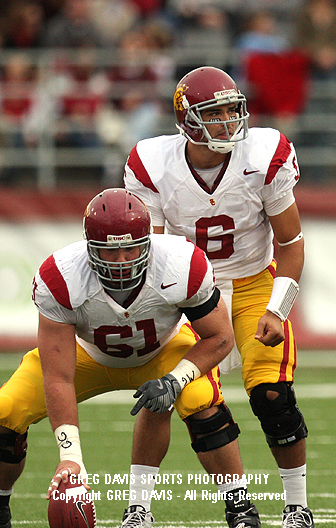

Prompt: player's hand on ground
[47,461,90,499]
[131,374,182,415]
[254,311,285,347]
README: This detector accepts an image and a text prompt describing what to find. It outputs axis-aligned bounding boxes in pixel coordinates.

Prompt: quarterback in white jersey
[124,67,314,528]
[125,128,299,282]
[0,189,264,528]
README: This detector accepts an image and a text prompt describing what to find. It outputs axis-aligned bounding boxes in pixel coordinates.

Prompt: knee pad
[250,382,308,447]
[0,430,28,464]
[184,403,240,453]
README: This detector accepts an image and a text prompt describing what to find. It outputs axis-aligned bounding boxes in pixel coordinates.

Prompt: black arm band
[181,287,220,322]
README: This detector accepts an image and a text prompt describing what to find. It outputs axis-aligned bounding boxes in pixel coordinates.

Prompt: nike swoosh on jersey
[161,282,177,289]
[243,168,260,175]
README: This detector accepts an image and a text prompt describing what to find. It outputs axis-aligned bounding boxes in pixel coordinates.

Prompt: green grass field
[1,350,335,527]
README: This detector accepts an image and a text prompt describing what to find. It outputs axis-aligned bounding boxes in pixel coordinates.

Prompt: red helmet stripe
[39,255,72,310]
[187,244,208,299]
[127,146,159,193]
[265,133,292,185]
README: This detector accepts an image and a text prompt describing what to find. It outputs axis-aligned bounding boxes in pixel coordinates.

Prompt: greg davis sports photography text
[52,472,286,504]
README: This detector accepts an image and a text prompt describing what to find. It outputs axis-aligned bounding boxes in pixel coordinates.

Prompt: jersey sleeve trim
[181,287,220,322]
[39,255,73,311]
[127,145,159,193]
[265,133,292,186]
[187,244,209,299]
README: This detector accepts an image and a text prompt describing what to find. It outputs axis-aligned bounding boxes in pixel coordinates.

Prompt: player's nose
[113,249,130,263]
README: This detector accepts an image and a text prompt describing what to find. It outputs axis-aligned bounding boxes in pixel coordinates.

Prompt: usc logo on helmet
[174,84,188,112]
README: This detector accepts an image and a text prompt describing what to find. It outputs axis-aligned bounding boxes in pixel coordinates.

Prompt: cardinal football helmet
[174,66,249,154]
[83,188,151,291]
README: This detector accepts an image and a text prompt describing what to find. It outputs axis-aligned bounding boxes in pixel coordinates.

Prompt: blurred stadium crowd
[0,0,335,189]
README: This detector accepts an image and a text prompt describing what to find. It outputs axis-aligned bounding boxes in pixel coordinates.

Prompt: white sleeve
[33,271,77,325]
[264,189,295,217]
[124,166,165,227]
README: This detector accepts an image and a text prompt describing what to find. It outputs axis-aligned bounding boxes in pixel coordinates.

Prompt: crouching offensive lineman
[0,189,261,528]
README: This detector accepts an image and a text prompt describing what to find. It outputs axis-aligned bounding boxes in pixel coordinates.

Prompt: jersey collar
[185,143,231,194]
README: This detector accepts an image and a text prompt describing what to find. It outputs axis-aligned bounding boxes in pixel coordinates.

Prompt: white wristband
[169,359,201,390]
[266,276,299,322]
[54,424,87,477]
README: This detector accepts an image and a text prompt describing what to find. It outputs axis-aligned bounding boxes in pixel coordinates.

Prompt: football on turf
[48,478,96,528]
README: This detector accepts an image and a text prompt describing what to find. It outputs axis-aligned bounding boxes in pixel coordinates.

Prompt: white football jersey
[124,129,300,282]
[32,235,215,368]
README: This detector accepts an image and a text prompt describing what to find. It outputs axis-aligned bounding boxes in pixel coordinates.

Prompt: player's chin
[110,275,133,289]
[111,277,132,288]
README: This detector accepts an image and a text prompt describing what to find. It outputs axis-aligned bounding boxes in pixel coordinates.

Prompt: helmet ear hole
[181,122,203,142]
[83,188,151,291]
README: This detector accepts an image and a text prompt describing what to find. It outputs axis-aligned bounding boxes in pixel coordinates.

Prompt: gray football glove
[131,374,182,416]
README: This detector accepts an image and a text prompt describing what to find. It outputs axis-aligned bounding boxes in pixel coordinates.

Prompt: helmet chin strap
[206,121,245,154]
[207,140,235,154]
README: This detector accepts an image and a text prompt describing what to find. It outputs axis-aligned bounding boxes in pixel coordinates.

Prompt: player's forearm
[182,332,234,376]
[43,378,87,479]
[184,297,234,375]
[44,379,79,432]
[275,239,304,283]
[38,315,78,430]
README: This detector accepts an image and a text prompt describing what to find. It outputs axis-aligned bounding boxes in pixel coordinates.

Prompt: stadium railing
[0,48,335,190]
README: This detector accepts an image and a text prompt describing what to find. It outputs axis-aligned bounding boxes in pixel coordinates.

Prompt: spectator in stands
[143,18,177,82]
[293,0,336,181]
[0,16,6,48]
[0,52,38,147]
[234,10,310,141]
[169,1,231,79]
[41,0,105,49]
[242,10,289,51]
[0,51,40,185]
[49,49,108,148]
[130,0,167,19]
[88,0,140,49]
[107,27,163,152]
[2,1,45,49]
[39,0,67,23]
[234,10,290,81]
[109,27,157,104]
[294,0,336,80]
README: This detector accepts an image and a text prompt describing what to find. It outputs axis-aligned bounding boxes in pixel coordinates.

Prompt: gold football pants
[232,260,296,395]
[0,323,223,434]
